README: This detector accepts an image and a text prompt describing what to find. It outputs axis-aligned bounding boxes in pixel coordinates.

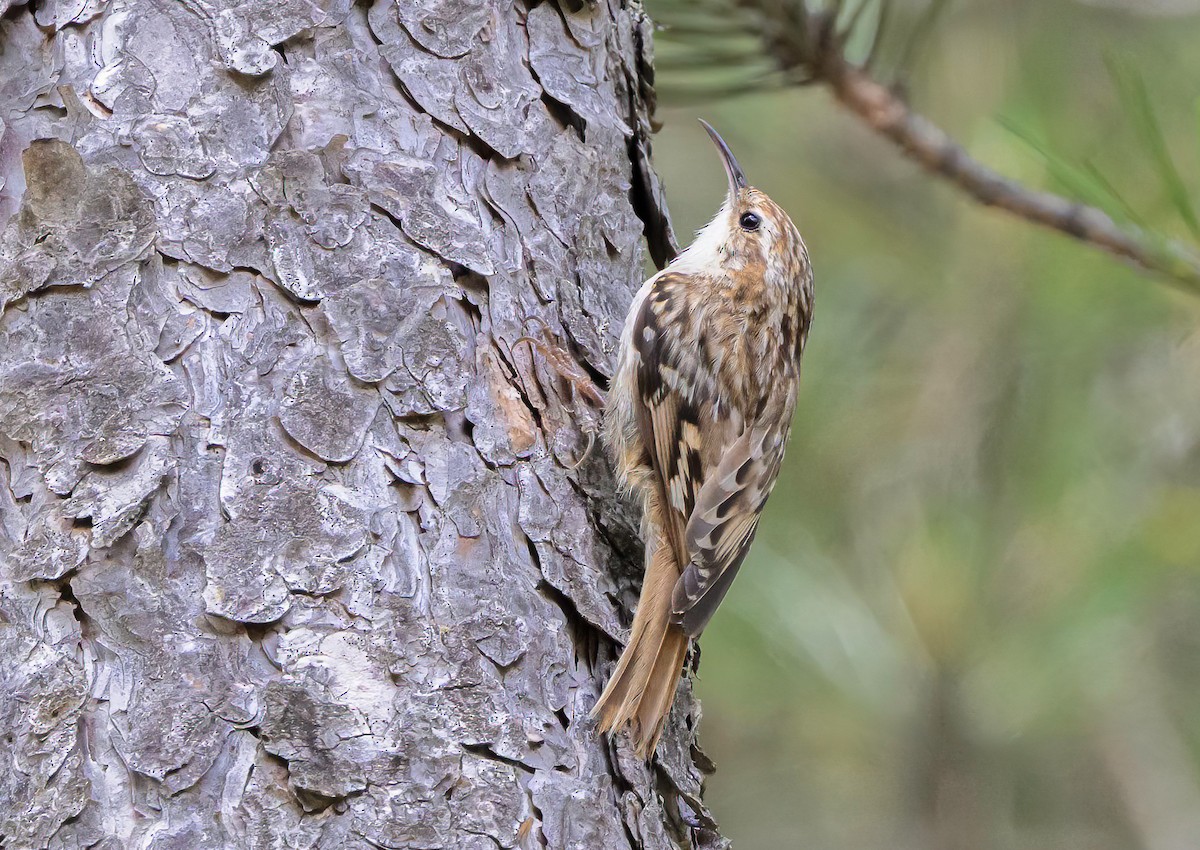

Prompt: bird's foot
[511,318,605,468]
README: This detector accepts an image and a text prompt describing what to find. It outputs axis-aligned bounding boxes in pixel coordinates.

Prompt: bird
[591,120,814,757]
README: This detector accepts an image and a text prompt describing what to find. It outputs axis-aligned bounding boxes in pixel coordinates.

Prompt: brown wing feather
[635,272,797,639]
[632,273,706,570]
[671,425,787,636]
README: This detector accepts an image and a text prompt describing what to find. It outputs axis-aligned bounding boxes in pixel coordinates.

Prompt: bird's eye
[739,211,761,231]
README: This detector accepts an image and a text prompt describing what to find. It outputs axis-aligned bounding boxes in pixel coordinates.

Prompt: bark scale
[0,0,723,847]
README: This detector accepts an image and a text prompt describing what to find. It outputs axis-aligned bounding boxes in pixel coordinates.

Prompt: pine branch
[742,3,1200,291]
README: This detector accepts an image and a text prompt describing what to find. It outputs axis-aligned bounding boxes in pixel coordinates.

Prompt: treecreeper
[593,120,815,756]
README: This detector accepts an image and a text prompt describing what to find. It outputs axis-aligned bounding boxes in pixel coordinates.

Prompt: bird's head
[675,120,810,285]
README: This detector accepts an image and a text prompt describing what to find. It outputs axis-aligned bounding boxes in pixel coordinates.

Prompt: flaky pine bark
[0,1,724,847]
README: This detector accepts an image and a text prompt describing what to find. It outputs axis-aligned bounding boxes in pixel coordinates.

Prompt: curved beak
[698,119,747,196]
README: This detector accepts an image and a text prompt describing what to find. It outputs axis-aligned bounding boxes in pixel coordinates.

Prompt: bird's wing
[633,270,794,637]
[632,271,713,570]
[671,422,788,637]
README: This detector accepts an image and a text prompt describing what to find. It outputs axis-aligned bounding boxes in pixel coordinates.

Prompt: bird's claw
[512,319,606,408]
[510,319,606,469]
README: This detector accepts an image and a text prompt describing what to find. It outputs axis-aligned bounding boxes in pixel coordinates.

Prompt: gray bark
[0,0,724,847]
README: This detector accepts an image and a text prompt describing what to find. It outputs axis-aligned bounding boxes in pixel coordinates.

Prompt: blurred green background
[647,1,1200,847]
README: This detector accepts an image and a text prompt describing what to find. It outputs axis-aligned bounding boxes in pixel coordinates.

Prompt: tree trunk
[0,1,724,847]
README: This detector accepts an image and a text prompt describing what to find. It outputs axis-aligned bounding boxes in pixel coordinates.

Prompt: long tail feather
[592,536,690,757]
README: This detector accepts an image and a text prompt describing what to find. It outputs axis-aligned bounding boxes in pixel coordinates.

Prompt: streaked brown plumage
[592,120,814,757]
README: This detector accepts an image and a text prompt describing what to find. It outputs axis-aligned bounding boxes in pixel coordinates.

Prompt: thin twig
[824,62,1200,289]
[744,4,1200,291]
